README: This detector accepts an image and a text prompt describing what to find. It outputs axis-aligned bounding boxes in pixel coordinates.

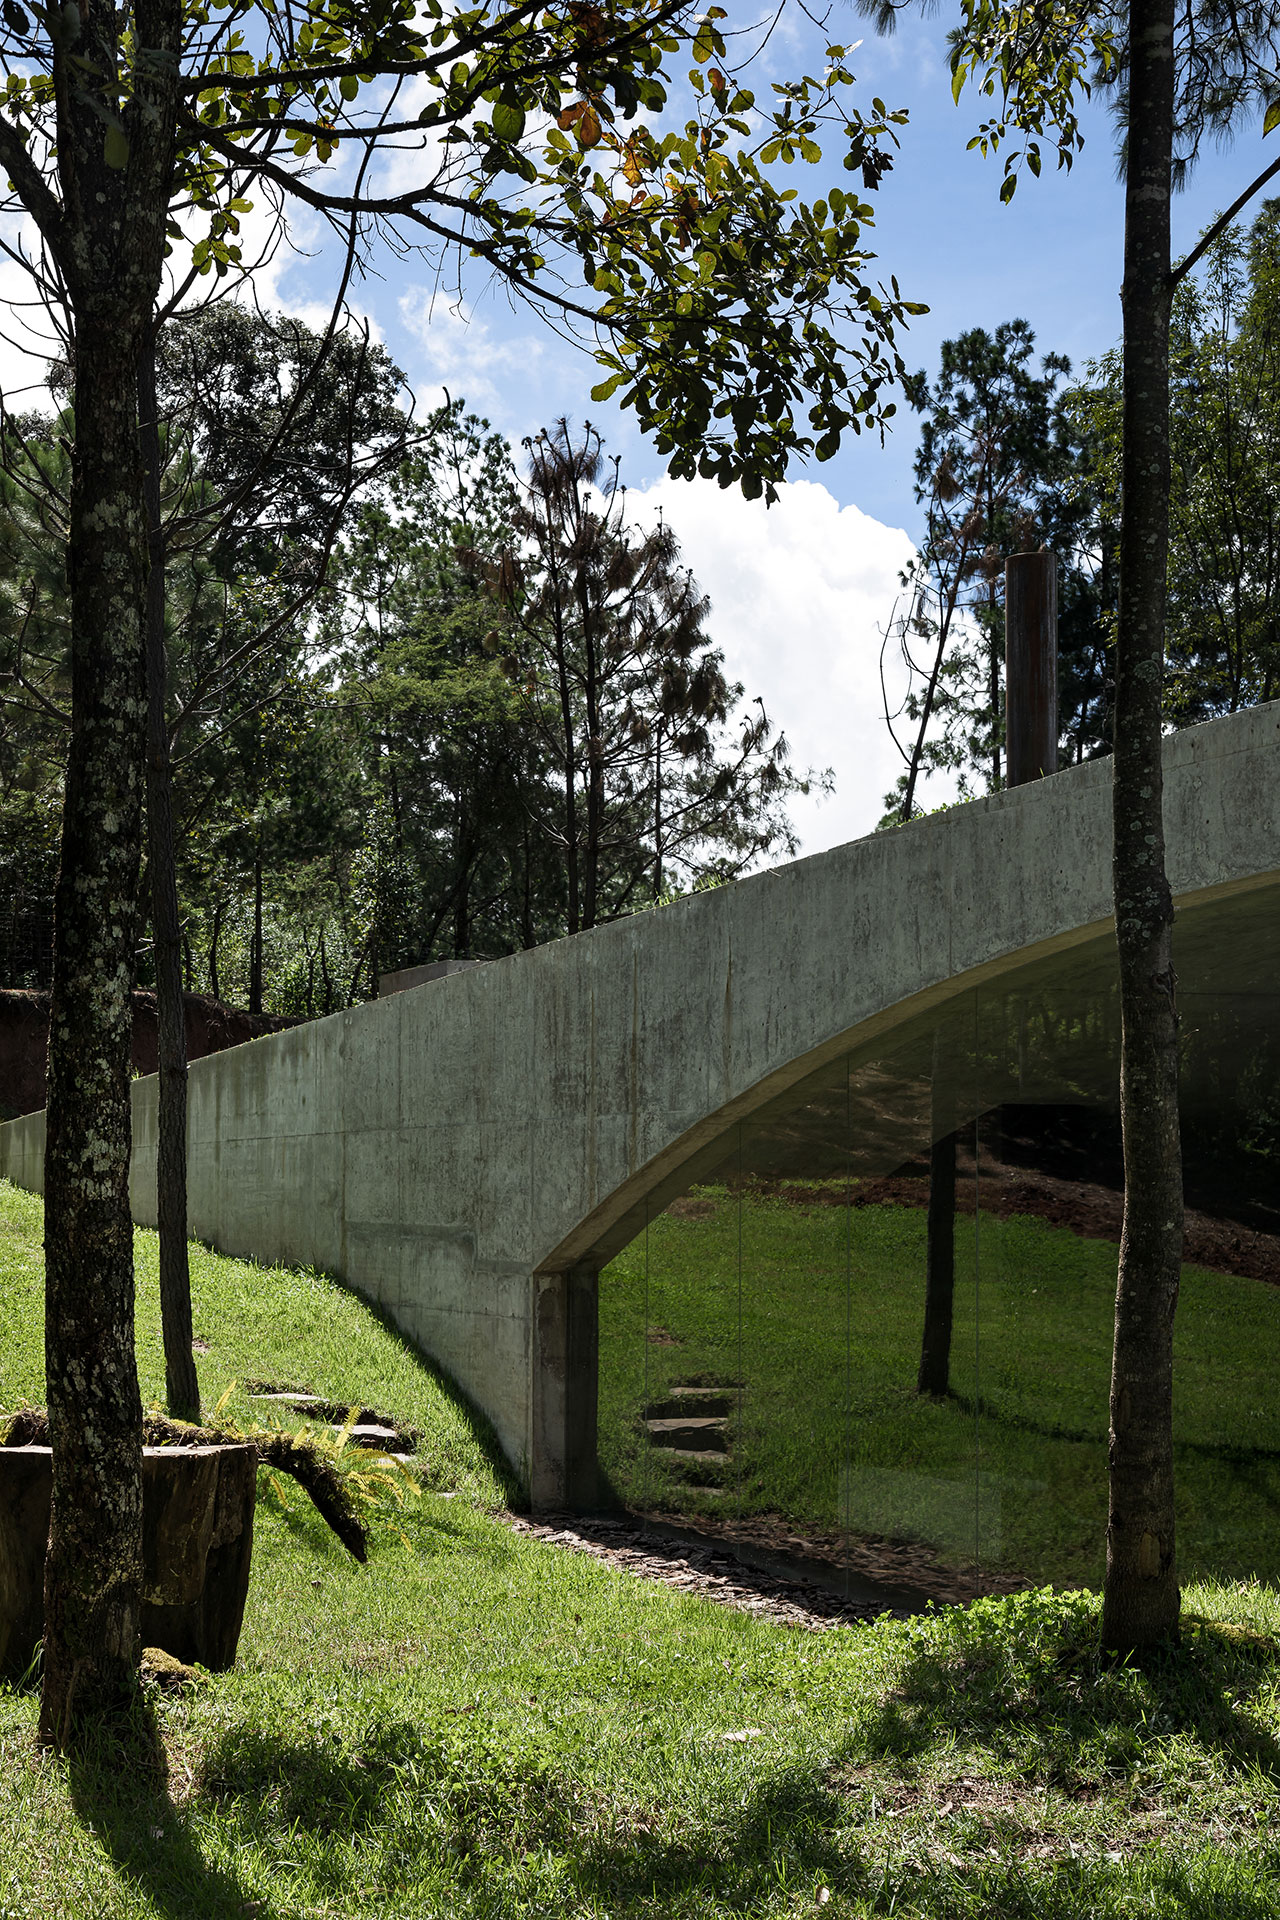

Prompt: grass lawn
[4,1177,1280,1918]
[598,1187,1280,1594]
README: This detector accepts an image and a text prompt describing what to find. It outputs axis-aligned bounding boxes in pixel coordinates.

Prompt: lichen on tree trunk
[1102,0,1185,1655]
[35,0,183,1745]
[39,317,151,1742]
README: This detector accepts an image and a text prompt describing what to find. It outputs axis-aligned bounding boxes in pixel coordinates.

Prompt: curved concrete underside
[2,703,1278,1497]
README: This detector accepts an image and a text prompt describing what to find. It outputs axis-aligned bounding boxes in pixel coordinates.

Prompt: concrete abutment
[0,705,1277,1510]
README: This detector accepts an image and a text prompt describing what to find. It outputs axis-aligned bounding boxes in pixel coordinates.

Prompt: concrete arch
[2,703,1278,1502]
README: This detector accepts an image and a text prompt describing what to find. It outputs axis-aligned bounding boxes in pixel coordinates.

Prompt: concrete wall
[4,702,1278,1495]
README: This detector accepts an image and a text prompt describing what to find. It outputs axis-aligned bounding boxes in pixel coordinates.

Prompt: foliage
[880,321,1113,823]
[320,401,561,976]
[1071,201,1280,726]
[492,419,809,931]
[0,0,926,496]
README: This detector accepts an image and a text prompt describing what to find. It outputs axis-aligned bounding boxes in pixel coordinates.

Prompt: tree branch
[1172,150,1280,286]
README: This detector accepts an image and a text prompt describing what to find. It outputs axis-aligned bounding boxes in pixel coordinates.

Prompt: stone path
[499,1511,917,1631]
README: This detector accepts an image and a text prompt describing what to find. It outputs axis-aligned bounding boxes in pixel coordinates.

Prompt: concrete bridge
[2,703,1278,1504]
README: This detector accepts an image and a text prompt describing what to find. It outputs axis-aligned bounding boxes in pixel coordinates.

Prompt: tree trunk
[208,899,224,1002]
[138,319,200,1424]
[579,571,603,931]
[1101,0,1184,1654]
[39,317,150,1745]
[319,925,333,1013]
[917,1128,957,1398]
[249,847,263,1015]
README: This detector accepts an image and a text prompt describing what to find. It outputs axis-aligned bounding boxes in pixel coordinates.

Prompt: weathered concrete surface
[2,704,1277,1497]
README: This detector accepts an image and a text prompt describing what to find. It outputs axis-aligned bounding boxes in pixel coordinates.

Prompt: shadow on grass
[189,1710,1280,1920]
[849,1600,1280,1790]
[560,1763,1280,1920]
[66,1704,256,1920]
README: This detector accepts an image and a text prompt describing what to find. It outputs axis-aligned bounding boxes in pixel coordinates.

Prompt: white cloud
[628,474,953,855]
[398,288,544,413]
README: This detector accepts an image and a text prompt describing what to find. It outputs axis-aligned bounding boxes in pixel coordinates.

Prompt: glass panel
[1175,987,1280,1588]
[734,1063,852,1588]
[839,1014,980,1606]
[971,984,1119,1596]
[595,1200,652,1515]
[598,879,1279,1609]
[630,1139,743,1534]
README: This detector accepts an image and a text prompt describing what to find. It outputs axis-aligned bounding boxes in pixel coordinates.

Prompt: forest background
[3,184,1280,1020]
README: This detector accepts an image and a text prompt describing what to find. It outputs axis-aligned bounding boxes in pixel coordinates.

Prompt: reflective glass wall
[596,891,1280,1604]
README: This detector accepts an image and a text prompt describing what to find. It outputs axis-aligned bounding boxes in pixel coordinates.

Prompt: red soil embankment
[758,1161,1280,1286]
[0,989,300,1121]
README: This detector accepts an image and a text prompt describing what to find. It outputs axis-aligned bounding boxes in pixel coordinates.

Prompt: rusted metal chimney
[1004,550,1058,786]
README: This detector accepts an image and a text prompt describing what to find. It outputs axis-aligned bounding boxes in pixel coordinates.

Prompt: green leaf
[1266,98,1280,136]
[103,123,129,170]
[492,97,526,142]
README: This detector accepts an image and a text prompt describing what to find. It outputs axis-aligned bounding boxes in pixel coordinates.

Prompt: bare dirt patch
[762,1165,1279,1284]
[829,1763,1258,1866]
[666,1197,717,1222]
[625,1508,1022,1607]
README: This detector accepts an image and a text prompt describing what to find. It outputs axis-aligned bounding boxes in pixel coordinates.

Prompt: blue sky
[256,6,1277,848]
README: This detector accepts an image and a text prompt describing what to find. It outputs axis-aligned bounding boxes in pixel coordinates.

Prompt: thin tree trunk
[208,899,224,1002]
[918,1041,957,1400]
[39,318,149,1745]
[653,724,664,900]
[917,1128,957,1398]
[1101,0,1184,1654]
[579,567,603,930]
[900,548,970,823]
[138,317,199,1423]
[521,815,535,949]
[249,846,263,1015]
[318,925,333,1013]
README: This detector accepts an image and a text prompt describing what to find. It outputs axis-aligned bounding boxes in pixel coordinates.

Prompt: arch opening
[590,883,1280,1605]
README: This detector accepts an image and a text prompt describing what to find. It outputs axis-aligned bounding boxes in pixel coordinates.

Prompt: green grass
[598,1187,1280,1593]
[6,1177,1280,1918]
[0,1178,512,1509]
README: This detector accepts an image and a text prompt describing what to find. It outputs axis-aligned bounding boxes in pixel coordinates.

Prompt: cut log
[0,1443,255,1678]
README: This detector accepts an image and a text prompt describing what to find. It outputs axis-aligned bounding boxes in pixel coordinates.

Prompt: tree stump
[0,1443,256,1678]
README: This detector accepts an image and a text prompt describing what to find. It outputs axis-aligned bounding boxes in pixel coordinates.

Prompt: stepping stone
[646,1389,735,1419]
[644,1416,728,1452]
[332,1422,414,1454]
[250,1392,418,1454]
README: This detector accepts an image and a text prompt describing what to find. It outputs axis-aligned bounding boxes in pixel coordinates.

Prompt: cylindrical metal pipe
[1005,550,1059,787]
